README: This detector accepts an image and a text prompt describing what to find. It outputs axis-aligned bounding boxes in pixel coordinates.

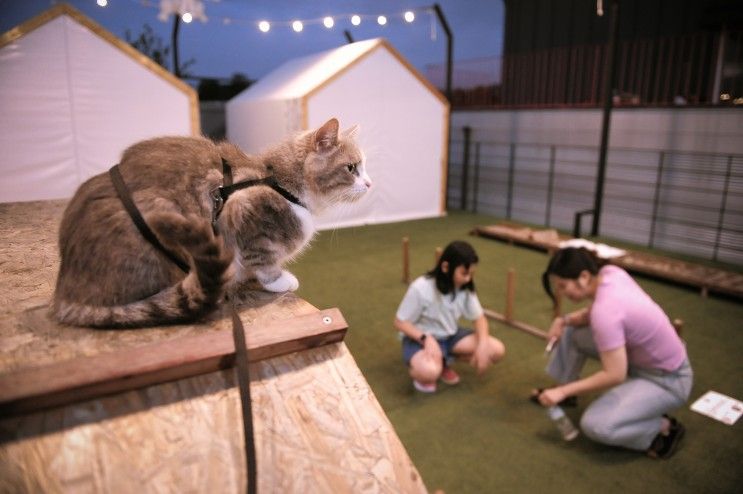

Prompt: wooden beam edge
[0,307,348,417]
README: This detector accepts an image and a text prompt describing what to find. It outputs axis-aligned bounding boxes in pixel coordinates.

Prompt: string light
[97,0,108,6]
[119,1,431,34]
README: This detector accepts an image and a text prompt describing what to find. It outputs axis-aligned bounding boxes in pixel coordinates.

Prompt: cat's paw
[261,270,299,292]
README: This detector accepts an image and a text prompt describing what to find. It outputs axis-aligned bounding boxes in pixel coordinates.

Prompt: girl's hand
[423,334,442,360]
[469,340,492,375]
[538,386,567,407]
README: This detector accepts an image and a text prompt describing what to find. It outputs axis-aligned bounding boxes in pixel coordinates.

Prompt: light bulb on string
[404,11,415,22]
[292,20,303,32]
[182,12,193,23]
[351,15,361,26]
[377,15,387,26]
[258,20,270,32]
[96,0,107,7]
[323,16,334,28]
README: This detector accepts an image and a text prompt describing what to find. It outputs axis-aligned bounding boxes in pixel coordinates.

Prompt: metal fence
[448,130,743,266]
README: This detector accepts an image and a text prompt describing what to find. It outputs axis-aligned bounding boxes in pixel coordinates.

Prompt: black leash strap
[109,165,190,274]
[110,162,257,493]
[219,159,258,494]
[230,305,258,494]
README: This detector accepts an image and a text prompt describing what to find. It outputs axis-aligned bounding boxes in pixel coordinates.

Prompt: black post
[713,155,733,261]
[433,3,453,102]
[648,151,665,248]
[545,145,556,226]
[507,143,515,219]
[171,14,181,77]
[344,30,354,43]
[461,126,471,210]
[591,0,620,236]
[473,142,481,213]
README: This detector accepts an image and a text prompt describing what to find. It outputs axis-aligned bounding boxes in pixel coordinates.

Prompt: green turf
[290,210,743,494]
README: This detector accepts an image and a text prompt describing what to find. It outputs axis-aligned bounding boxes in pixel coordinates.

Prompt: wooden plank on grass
[484,308,548,340]
[0,307,347,416]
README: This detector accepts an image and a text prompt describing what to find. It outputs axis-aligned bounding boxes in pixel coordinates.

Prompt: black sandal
[529,388,578,407]
[647,416,685,459]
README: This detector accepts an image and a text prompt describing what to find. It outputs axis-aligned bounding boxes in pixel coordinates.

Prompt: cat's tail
[53,213,234,328]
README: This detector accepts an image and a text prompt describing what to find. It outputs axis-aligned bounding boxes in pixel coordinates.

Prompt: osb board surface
[0,343,426,493]
[0,200,426,493]
[0,200,313,373]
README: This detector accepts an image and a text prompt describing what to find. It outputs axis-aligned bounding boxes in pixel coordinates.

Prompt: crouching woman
[536,247,693,458]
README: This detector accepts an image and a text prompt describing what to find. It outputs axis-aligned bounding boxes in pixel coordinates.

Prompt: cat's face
[304,118,372,210]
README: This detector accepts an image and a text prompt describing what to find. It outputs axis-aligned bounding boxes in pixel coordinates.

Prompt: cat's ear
[342,124,360,139]
[313,118,339,152]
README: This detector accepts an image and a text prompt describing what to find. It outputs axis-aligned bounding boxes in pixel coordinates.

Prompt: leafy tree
[125,24,195,78]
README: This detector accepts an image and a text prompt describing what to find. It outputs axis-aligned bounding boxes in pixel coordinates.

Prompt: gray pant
[547,325,693,450]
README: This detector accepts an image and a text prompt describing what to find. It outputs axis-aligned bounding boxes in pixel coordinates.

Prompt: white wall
[451,108,743,155]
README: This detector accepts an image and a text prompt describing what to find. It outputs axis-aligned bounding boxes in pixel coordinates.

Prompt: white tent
[226,38,450,228]
[0,4,199,203]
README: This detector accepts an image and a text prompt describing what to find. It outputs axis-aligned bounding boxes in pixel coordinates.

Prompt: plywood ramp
[0,200,426,493]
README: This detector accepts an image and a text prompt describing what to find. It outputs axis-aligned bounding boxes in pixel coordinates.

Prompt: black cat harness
[109,159,276,494]
[210,158,307,224]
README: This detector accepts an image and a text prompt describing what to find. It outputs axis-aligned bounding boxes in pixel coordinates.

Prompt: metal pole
[433,3,453,102]
[171,14,181,78]
[545,145,556,226]
[473,142,481,213]
[507,143,515,219]
[648,151,665,248]
[344,30,354,44]
[591,0,620,236]
[712,155,733,261]
[461,126,471,210]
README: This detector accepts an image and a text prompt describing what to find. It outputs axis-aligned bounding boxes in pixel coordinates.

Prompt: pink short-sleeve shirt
[590,265,686,371]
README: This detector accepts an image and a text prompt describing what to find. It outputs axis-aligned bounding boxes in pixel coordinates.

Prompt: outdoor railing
[447,133,743,266]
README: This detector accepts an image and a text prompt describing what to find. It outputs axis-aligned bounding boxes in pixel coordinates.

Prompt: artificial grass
[291,210,743,494]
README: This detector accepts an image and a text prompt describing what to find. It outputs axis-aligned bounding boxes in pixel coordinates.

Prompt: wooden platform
[0,200,427,493]
[472,223,743,301]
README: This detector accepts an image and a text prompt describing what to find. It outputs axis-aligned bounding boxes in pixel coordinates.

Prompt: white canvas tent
[226,38,450,228]
[0,4,199,203]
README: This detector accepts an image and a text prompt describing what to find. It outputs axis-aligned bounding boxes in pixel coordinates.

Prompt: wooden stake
[505,268,515,322]
[402,237,410,284]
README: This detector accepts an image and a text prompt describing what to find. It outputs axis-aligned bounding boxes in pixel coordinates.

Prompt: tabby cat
[52,118,371,328]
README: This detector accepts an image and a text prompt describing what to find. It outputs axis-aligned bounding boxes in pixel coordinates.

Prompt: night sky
[1,0,505,85]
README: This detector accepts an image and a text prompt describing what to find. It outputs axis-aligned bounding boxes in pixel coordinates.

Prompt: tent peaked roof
[233,37,448,106]
[0,2,199,134]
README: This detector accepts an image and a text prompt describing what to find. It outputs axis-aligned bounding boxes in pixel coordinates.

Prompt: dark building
[498,0,743,107]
